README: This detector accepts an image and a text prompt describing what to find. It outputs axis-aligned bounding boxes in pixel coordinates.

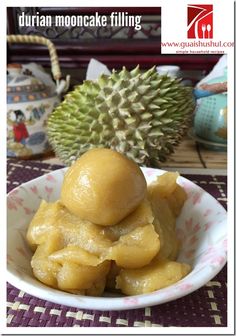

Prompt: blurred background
[7,7,226,170]
[7,7,221,86]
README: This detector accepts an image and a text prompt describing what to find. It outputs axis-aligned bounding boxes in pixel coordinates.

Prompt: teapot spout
[194,81,227,99]
[194,88,215,99]
[56,75,71,96]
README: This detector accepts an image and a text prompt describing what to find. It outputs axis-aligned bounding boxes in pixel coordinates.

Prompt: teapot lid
[7,63,47,94]
[204,67,227,86]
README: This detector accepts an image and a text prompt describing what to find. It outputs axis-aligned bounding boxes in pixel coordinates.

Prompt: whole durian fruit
[47,66,195,166]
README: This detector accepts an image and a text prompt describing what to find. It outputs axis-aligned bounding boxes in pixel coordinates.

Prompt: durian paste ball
[61,148,147,226]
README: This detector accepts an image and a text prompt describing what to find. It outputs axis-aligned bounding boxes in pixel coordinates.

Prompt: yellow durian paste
[27,148,191,296]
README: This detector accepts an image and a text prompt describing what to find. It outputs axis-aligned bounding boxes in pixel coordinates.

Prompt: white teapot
[7,35,70,158]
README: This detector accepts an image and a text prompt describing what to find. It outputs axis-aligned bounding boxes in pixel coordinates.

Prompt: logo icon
[187,4,213,39]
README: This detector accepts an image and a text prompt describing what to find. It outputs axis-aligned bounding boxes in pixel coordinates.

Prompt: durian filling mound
[26,148,191,296]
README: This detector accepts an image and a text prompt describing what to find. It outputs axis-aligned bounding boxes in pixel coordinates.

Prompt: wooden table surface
[158,136,227,170]
[41,136,227,175]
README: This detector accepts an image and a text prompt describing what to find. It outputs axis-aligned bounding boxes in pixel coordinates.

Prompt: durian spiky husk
[47,66,195,166]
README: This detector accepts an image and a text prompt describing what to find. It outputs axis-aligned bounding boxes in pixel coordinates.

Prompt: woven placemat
[7,158,227,327]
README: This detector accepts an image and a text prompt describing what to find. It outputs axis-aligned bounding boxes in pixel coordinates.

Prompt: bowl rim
[7,167,227,311]
[7,258,226,311]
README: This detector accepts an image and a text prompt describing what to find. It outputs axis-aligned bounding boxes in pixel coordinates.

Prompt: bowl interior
[7,168,227,310]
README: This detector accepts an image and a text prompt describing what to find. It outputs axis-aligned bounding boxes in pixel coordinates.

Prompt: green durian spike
[47,65,195,166]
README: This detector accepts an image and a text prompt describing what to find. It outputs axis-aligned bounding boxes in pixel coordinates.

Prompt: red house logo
[187,4,213,39]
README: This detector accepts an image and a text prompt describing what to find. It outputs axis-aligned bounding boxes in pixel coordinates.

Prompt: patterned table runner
[7,158,227,327]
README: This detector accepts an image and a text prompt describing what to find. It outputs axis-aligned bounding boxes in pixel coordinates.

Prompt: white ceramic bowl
[7,168,227,311]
